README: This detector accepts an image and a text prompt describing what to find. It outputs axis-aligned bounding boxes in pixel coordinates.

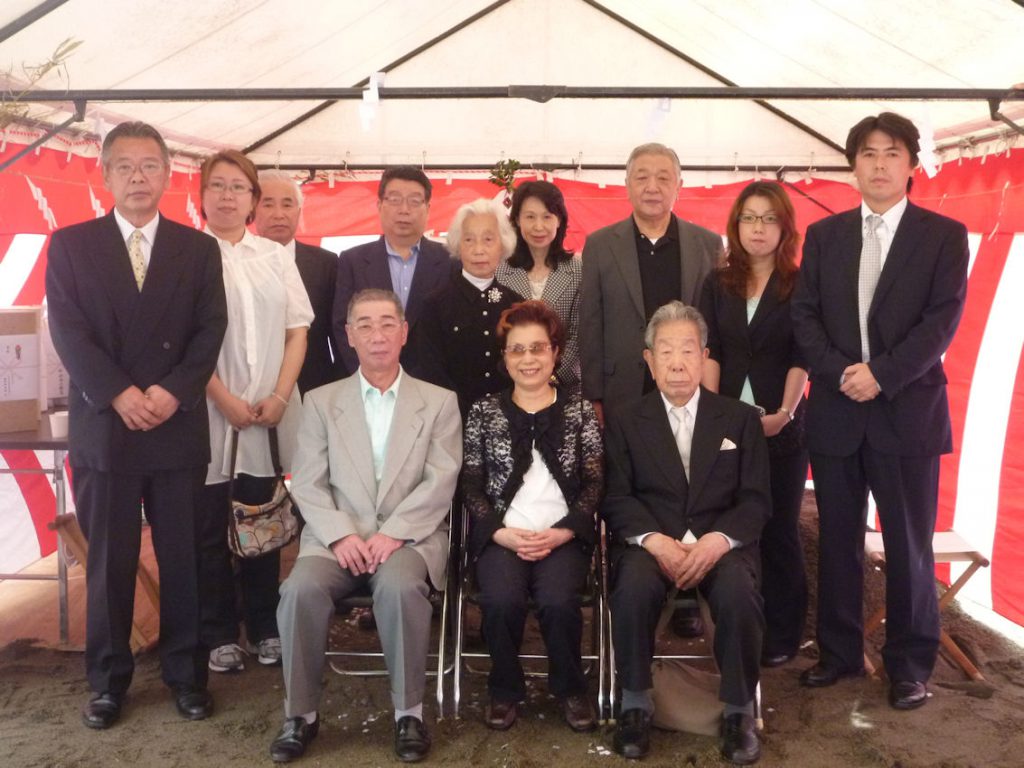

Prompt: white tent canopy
[0,0,1021,181]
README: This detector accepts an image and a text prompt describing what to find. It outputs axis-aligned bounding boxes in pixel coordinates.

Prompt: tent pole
[0,99,84,173]
[0,0,69,45]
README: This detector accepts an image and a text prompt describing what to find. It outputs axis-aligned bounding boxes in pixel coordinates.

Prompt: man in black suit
[254,170,342,393]
[45,122,227,729]
[603,301,770,765]
[791,112,969,710]
[331,166,452,376]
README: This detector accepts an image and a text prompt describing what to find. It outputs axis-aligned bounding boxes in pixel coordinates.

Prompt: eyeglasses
[503,342,552,358]
[737,213,780,226]
[110,160,165,178]
[349,319,402,337]
[207,180,253,197]
[381,194,427,209]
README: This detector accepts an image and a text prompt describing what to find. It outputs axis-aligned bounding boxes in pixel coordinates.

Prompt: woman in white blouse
[196,150,313,674]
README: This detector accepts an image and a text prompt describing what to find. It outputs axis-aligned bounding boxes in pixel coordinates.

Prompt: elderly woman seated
[460,300,604,733]
[408,197,524,417]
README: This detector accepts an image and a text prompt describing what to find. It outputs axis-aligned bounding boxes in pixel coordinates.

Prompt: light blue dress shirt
[385,239,421,310]
[358,367,403,482]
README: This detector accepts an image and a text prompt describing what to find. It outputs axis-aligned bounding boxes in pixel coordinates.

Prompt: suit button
[485,351,491,357]
[482,310,488,316]
[484,330,490,336]
[484,372,491,378]
[376,514,384,522]
[162,341,171,350]
[453,326,459,332]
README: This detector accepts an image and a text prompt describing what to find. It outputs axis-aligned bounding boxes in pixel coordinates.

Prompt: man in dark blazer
[791,112,969,710]
[45,122,227,729]
[331,166,453,377]
[255,169,342,393]
[580,142,722,420]
[580,142,723,640]
[603,301,770,765]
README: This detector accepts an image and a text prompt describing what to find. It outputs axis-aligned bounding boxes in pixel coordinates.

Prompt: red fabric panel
[993,344,1024,626]
[0,449,56,556]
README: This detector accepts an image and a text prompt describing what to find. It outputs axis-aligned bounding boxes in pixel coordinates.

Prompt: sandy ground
[3,494,1024,768]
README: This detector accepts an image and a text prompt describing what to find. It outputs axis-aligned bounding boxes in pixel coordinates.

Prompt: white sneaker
[252,637,282,666]
[208,643,246,673]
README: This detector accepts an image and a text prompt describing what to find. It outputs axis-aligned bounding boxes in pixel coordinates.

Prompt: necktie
[858,214,883,362]
[128,229,146,291]
[671,406,693,481]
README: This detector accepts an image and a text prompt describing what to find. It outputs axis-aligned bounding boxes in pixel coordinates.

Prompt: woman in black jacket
[461,300,603,732]
[698,180,810,667]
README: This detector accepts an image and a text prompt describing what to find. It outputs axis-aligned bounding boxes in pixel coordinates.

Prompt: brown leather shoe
[484,699,517,730]
[562,694,597,732]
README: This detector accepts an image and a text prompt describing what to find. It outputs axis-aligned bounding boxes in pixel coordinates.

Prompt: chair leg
[453,579,466,719]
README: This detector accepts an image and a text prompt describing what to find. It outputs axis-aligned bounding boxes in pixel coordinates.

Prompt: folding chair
[863,528,990,681]
[451,511,609,721]
[324,508,456,715]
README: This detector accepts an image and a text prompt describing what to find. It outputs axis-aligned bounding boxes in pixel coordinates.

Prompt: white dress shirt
[206,229,314,484]
[113,208,159,268]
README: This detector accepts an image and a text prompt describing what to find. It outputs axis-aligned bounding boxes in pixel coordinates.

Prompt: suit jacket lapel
[676,218,709,306]
[638,393,688,497]
[870,202,919,314]
[122,215,187,368]
[542,260,572,305]
[377,376,425,505]
[747,270,781,337]
[367,237,393,291]
[333,378,378,504]
[611,218,644,318]
[499,262,532,299]
[405,245,442,324]
[687,389,727,511]
[91,214,140,333]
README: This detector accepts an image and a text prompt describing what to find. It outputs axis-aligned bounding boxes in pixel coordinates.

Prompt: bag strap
[228,428,240,500]
[268,427,284,478]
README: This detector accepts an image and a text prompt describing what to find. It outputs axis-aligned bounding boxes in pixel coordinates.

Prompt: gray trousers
[277,548,432,716]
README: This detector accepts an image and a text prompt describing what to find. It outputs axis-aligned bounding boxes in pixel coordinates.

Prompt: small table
[0,417,70,646]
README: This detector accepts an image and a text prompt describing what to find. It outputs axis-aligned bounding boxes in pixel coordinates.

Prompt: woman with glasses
[197,150,313,675]
[461,300,603,733]
[496,181,582,391]
[409,198,524,418]
[698,180,810,668]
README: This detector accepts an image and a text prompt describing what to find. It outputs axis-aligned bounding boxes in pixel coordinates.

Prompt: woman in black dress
[698,180,810,667]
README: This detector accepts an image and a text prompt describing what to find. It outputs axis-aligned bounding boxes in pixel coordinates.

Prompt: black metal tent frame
[2,0,1022,178]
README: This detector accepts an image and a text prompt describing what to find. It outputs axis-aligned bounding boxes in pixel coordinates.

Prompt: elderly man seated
[602,301,770,765]
[269,288,462,764]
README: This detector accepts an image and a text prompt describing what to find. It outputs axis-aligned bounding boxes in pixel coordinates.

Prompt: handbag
[227,427,299,558]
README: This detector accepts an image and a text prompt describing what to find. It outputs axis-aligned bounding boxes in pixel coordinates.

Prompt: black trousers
[475,541,590,702]
[760,447,810,657]
[810,447,941,683]
[73,465,208,694]
[197,474,281,647]
[610,546,763,707]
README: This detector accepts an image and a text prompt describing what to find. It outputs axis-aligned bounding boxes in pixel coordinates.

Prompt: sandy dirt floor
[3,494,1024,768]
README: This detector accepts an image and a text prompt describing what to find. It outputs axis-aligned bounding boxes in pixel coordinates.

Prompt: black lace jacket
[460,388,604,558]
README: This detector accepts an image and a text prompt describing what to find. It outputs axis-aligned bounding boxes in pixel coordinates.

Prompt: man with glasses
[45,121,227,729]
[331,167,453,377]
[271,288,461,763]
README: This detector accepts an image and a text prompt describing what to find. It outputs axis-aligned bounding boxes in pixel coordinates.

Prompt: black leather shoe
[671,605,705,638]
[799,663,865,688]
[357,608,377,631]
[270,716,319,763]
[613,708,651,760]
[82,692,122,730]
[173,685,213,720]
[485,699,518,730]
[720,713,760,765]
[562,694,597,732]
[889,680,928,710]
[761,651,796,668]
[394,716,430,762]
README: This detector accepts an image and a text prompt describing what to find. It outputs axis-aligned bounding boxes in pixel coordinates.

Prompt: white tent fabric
[0,0,1020,178]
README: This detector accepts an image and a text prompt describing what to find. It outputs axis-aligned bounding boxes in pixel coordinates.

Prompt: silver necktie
[858,214,883,362]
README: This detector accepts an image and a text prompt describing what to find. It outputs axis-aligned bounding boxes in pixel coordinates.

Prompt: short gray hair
[101,121,170,167]
[347,288,405,324]
[445,198,516,259]
[645,301,707,349]
[626,142,681,180]
[257,169,303,208]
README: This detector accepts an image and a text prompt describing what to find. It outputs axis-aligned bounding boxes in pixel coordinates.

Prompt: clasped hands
[644,532,729,591]
[219,392,287,430]
[493,526,574,561]
[111,384,180,431]
[332,533,404,576]
[840,362,881,403]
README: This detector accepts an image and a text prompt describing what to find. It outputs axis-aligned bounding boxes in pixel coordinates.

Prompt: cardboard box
[0,306,42,433]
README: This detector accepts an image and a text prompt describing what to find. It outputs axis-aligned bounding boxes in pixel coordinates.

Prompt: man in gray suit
[269,288,462,763]
[580,142,722,421]
[580,142,722,639]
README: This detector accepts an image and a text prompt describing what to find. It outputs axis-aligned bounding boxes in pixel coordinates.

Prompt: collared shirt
[634,213,682,322]
[359,366,403,483]
[385,239,422,309]
[113,208,159,268]
[860,195,908,270]
[461,270,493,291]
[283,238,297,260]
[204,228,315,484]
[631,387,738,551]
